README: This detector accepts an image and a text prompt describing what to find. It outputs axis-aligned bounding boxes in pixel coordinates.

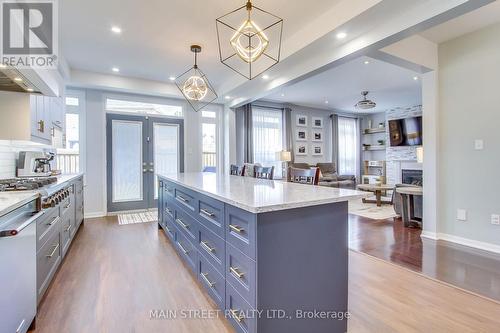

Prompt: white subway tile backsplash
[0,146,16,179]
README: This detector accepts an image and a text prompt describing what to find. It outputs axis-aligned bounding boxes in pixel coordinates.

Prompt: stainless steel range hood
[0,67,41,94]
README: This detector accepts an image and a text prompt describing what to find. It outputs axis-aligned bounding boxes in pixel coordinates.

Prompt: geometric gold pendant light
[216,1,283,80]
[174,45,218,112]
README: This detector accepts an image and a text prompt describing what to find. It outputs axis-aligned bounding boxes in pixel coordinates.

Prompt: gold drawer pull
[177,195,188,203]
[230,266,244,279]
[201,241,215,253]
[229,224,244,233]
[230,309,244,323]
[65,203,71,209]
[177,242,189,255]
[201,273,215,288]
[165,207,173,215]
[200,208,215,217]
[46,243,59,258]
[176,218,189,230]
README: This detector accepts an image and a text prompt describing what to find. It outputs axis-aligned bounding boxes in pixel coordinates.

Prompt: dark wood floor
[349,214,500,303]
[31,216,500,333]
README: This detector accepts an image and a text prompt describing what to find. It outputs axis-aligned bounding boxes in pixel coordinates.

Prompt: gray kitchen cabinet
[158,176,349,333]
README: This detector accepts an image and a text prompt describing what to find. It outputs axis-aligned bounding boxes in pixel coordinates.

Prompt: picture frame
[312,130,323,142]
[296,115,308,127]
[312,144,323,156]
[296,144,307,156]
[312,117,323,128]
[296,129,308,141]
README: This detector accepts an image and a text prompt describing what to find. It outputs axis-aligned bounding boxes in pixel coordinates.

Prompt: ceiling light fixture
[413,76,419,81]
[111,26,122,34]
[175,45,217,112]
[336,32,347,39]
[225,95,231,100]
[26,88,34,92]
[355,91,376,110]
[280,93,285,97]
[14,77,22,82]
[262,74,269,80]
[364,60,370,65]
[112,67,120,73]
[0,63,6,68]
[169,76,176,81]
[325,100,329,104]
[216,0,283,80]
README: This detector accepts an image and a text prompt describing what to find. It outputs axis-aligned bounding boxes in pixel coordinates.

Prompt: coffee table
[396,186,423,228]
[357,184,394,207]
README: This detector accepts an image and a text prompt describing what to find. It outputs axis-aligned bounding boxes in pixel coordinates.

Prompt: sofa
[289,162,356,189]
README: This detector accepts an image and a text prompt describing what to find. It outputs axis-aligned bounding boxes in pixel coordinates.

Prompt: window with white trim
[252,107,283,178]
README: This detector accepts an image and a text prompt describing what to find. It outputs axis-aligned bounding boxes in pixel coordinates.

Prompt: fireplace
[402,169,423,186]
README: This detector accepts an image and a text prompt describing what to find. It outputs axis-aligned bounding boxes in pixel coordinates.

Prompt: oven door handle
[0,211,45,238]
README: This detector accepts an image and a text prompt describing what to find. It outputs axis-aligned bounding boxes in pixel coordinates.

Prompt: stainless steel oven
[0,198,43,333]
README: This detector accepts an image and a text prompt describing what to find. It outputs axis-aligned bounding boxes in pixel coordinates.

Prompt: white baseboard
[84,212,106,219]
[421,231,500,255]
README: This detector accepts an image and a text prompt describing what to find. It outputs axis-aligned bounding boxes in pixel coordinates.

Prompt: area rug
[349,198,398,220]
[118,210,158,225]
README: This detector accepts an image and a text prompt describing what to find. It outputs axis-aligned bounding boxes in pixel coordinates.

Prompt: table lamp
[277,150,292,179]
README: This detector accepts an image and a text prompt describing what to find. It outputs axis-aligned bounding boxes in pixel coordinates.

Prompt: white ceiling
[420,0,500,44]
[263,56,421,113]
[60,0,342,88]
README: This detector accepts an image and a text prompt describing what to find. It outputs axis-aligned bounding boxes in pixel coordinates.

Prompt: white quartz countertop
[160,172,368,213]
[0,191,40,217]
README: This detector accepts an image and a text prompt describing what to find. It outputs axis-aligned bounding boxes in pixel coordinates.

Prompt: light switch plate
[457,209,467,221]
[474,139,484,150]
[492,214,500,225]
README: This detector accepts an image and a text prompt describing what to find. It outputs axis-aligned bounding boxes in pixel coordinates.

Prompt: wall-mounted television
[388,116,422,147]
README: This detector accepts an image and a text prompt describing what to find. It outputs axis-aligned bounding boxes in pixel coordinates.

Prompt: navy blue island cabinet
[158,173,364,333]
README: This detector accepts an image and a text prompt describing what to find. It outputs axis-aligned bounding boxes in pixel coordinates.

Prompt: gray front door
[106,114,184,212]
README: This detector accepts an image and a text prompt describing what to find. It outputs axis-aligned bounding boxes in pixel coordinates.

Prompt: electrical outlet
[474,139,484,150]
[492,214,500,225]
[457,209,467,221]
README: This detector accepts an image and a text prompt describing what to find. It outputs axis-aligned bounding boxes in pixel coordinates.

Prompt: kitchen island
[158,172,366,333]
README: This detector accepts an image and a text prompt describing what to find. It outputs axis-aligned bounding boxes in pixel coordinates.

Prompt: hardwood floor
[31,216,500,333]
[349,214,500,302]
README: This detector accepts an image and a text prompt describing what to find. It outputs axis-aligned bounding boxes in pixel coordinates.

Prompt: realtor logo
[1,0,58,68]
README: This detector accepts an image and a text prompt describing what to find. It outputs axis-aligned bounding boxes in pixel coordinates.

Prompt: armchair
[316,163,356,189]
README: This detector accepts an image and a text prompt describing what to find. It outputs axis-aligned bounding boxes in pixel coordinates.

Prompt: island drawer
[226,243,256,308]
[225,205,256,260]
[197,223,225,274]
[174,228,197,272]
[37,228,61,302]
[60,210,72,257]
[174,206,197,242]
[197,194,224,238]
[36,207,59,251]
[163,180,175,198]
[197,253,225,309]
[164,199,175,222]
[226,282,256,333]
[160,218,176,243]
[175,186,198,214]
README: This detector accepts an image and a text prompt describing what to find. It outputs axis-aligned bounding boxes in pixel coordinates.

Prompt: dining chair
[230,164,245,176]
[288,167,320,185]
[255,166,274,180]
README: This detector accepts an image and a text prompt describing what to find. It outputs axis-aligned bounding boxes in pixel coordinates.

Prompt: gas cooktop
[0,177,58,192]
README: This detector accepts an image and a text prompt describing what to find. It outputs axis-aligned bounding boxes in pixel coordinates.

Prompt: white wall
[438,22,500,248]
[79,89,219,217]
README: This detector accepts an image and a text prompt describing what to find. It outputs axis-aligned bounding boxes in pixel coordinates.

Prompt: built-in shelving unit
[363,127,386,135]
[362,145,386,151]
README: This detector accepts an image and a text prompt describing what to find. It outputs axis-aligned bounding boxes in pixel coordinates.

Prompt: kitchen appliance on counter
[17,152,55,177]
[0,197,43,333]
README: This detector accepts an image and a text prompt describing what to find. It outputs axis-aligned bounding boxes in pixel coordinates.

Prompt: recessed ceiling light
[225,96,231,100]
[262,74,269,80]
[112,67,120,73]
[364,60,370,65]
[413,76,419,80]
[0,63,6,68]
[169,76,176,81]
[325,100,329,104]
[14,77,22,82]
[281,93,285,97]
[336,32,347,39]
[26,88,34,92]
[111,26,122,34]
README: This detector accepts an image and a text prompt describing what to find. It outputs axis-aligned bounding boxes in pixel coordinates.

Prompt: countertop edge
[160,175,368,214]
[0,192,40,218]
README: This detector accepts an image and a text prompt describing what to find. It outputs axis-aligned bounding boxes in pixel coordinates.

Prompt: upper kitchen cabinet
[0,91,65,147]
